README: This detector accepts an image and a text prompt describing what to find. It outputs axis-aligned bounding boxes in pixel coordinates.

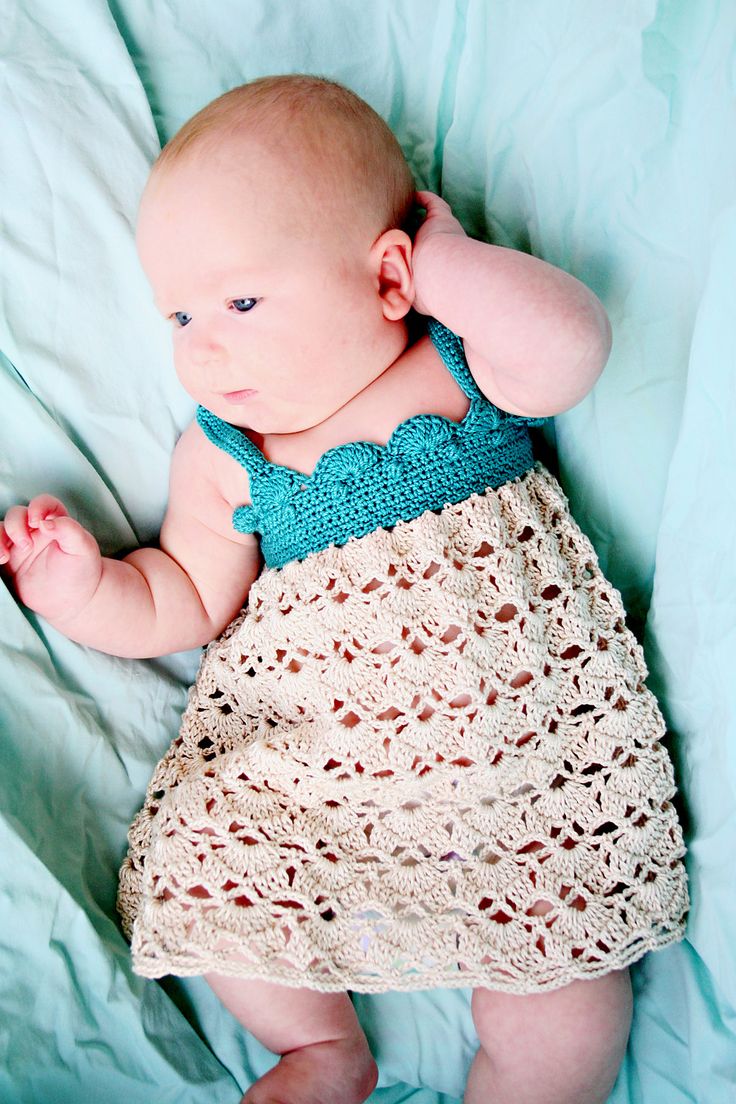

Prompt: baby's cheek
[174,361,202,400]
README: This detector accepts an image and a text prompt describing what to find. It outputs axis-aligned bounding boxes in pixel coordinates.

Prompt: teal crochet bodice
[197,319,546,569]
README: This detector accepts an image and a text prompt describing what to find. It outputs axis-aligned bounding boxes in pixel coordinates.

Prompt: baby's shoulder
[345,332,471,439]
[393,332,468,409]
[174,418,252,511]
[266,333,470,476]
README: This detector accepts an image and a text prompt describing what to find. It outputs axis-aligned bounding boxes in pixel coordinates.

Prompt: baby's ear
[371,229,414,321]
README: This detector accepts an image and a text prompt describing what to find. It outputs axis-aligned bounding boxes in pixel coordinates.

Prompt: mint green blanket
[2,2,734,1101]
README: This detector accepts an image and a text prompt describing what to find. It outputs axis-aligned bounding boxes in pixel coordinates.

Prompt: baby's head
[137,76,417,434]
[154,75,415,241]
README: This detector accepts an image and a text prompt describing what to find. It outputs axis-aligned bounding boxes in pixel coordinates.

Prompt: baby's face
[137,145,390,435]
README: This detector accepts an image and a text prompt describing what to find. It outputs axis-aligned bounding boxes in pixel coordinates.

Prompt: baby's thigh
[206,970,367,1053]
[472,969,633,1102]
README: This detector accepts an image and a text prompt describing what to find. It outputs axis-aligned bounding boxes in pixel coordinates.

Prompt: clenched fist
[0,495,102,625]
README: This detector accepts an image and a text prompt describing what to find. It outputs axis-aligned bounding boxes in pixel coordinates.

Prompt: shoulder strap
[196,405,269,478]
[427,318,485,401]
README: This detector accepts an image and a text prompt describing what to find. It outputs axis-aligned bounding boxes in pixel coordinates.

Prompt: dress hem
[131,924,687,994]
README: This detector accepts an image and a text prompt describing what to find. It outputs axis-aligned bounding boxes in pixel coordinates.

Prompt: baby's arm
[411,191,612,417]
[0,423,260,658]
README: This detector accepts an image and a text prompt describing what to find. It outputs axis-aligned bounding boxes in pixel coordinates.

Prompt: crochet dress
[117,320,688,994]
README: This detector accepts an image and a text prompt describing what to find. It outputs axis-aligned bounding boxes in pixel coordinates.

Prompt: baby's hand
[0,495,102,624]
[411,191,467,316]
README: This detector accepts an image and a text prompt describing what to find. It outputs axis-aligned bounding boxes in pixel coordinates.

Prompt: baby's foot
[242,1035,378,1104]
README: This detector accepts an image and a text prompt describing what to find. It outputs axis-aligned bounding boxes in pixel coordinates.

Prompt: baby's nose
[189,335,227,368]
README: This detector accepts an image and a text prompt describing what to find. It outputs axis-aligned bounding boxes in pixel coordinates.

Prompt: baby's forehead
[141,140,277,220]
[142,129,380,238]
[136,157,373,285]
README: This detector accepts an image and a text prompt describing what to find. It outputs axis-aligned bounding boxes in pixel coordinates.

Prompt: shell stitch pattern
[118,466,688,993]
[195,320,546,569]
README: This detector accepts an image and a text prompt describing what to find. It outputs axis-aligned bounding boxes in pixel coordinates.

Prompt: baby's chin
[205,401,323,438]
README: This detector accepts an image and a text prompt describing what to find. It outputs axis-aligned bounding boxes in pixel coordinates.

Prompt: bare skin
[0,96,616,1103]
[205,975,378,1104]
[206,967,631,1104]
[467,969,633,1104]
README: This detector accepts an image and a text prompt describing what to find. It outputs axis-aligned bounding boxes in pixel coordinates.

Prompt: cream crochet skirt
[118,464,688,993]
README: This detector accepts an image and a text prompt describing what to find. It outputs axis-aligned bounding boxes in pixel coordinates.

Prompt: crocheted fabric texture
[118,466,688,992]
[196,319,545,568]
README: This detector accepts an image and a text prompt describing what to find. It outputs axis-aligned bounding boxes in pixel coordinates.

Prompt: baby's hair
[154,74,416,235]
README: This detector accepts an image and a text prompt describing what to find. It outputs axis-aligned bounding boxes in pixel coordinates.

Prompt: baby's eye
[172,311,192,328]
[229,298,259,313]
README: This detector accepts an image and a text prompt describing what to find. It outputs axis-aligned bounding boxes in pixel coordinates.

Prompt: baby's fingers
[415,189,447,207]
[39,515,97,558]
[1,497,72,564]
[26,494,69,530]
[2,505,34,552]
[415,190,453,218]
[412,191,465,250]
[0,525,14,564]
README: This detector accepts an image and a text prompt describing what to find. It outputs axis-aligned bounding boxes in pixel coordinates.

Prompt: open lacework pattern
[118,465,688,993]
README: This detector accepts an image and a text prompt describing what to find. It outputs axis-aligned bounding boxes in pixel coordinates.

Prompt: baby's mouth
[221,388,258,404]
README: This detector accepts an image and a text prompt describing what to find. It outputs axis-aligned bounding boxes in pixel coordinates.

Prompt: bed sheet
[1,2,735,1101]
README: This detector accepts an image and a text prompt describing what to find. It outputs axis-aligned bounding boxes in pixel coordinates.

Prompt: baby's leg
[466,968,632,1104]
[205,973,378,1104]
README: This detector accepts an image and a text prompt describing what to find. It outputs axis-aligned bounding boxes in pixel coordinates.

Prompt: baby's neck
[253,316,413,457]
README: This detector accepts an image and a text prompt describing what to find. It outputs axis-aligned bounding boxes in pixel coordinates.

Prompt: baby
[0,76,687,1104]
